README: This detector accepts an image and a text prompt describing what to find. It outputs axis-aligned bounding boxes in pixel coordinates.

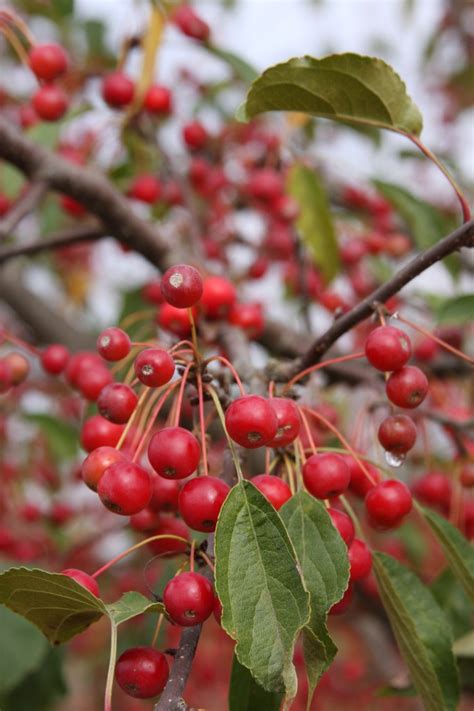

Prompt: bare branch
[0,222,105,264]
[0,181,47,240]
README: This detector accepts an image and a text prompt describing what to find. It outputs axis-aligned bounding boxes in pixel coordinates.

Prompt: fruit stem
[340,495,365,540]
[151,613,165,647]
[119,308,155,330]
[407,134,471,223]
[174,363,192,427]
[392,312,474,365]
[3,330,40,356]
[196,370,210,476]
[284,351,365,391]
[298,408,318,455]
[300,405,377,485]
[0,23,30,68]
[283,454,296,495]
[206,385,244,482]
[198,550,215,573]
[189,539,195,572]
[188,308,201,363]
[0,10,36,46]
[104,622,118,711]
[132,379,181,461]
[116,386,149,450]
[92,534,190,579]
[204,355,245,396]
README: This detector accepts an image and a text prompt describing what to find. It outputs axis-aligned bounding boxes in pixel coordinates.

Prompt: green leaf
[25,413,78,462]
[0,607,48,694]
[373,553,460,711]
[280,491,349,702]
[287,164,340,282]
[205,44,258,84]
[435,294,474,326]
[422,508,474,602]
[27,122,62,151]
[0,648,67,711]
[237,53,423,137]
[106,591,165,625]
[0,163,25,199]
[229,654,283,711]
[215,480,310,696]
[0,568,106,645]
[431,568,472,640]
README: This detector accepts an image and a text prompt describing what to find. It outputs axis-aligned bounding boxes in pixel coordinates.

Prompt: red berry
[3,352,30,385]
[129,174,162,204]
[251,474,292,510]
[19,104,38,129]
[172,5,210,41]
[33,85,68,121]
[178,477,230,531]
[97,327,131,361]
[365,326,412,372]
[147,515,189,556]
[148,427,200,479]
[267,398,300,448]
[102,72,134,108]
[228,303,265,339]
[115,647,169,699]
[161,264,203,308]
[157,303,195,337]
[386,366,429,409]
[200,276,236,319]
[348,539,372,580]
[0,193,11,216]
[149,476,181,513]
[98,461,152,515]
[163,571,214,626]
[329,584,354,615]
[81,445,125,491]
[144,85,173,115]
[134,348,175,388]
[378,415,417,454]
[328,508,355,547]
[247,169,283,203]
[344,457,381,498]
[303,453,351,499]
[0,360,12,393]
[142,280,164,305]
[365,479,413,530]
[61,195,86,217]
[61,568,100,597]
[97,383,138,423]
[182,121,208,150]
[225,395,278,449]
[77,365,113,402]
[460,463,474,489]
[29,43,68,81]
[65,351,103,388]
[412,471,451,511]
[80,415,124,452]
[340,238,367,265]
[414,337,438,362]
[129,506,161,533]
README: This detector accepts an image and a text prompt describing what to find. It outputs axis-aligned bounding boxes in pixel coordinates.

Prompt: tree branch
[272,218,474,380]
[0,117,171,270]
[0,222,105,264]
[0,181,47,240]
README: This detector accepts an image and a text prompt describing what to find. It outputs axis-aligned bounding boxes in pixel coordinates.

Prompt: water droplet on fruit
[385,450,405,468]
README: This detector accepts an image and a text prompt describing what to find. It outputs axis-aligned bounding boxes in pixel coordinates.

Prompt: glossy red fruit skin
[161,264,203,308]
[115,646,169,699]
[144,85,172,115]
[178,477,230,531]
[329,583,354,615]
[172,5,210,41]
[65,351,103,387]
[77,366,113,402]
[98,461,152,515]
[200,276,236,319]
[267,398,301,448]
[251,474,292,510]
[149,476,181,513]
[62,568,100,597]
[344,457,381,498]
[225,395,278,449]
[157,303,194,337]
[29,43,68,81]
[365,479,413,530]
[328,508,355,547]
[182,121,208,150]
[4,352,30,385]
[97,383,138,424]
[163,572,214,626]
[148,427,200,479]
[228,303,265,339]
[348,539,373,580]
[460,463,474,489]
[247,168,283,202]
[129,506,161,533]
[33,85,68,121]
[412,472,452,512]
[147,515,189,556]
[129,174,162,204]
[303,453,351,499]
[97,327,131,361]
[136,350,175,389]
[102,72,134,108]
[378,415,417,454]
[386,366,429,409]
[365,325,412,372]
[142,280,164,305]
[81,445,125,491]
[80,415,124,453]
